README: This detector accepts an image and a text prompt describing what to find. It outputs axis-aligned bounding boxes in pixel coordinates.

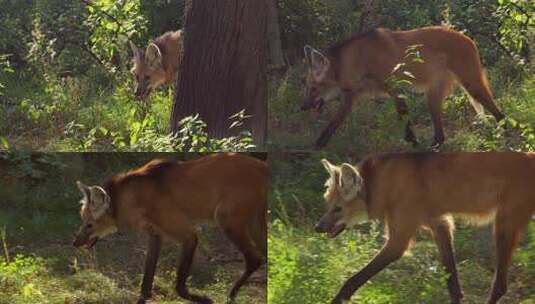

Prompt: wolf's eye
[86,223,93,229]
[333,206,342,213]
[144,75,150,81]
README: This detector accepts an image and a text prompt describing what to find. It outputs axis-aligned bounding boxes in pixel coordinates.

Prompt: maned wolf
[130,30,182,99]
[316,152,535,304]
[302,26,505,149]
[73,153,267,304]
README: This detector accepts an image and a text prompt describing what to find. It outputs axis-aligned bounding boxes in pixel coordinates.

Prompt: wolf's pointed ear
[321,159,338,175]
[304,45,313,64]
[310,48,330,82]
[145,43,163,68]
[129,41,142,61]
[76,181,90,199]
[339,163,363,189]
[88,186,111,219]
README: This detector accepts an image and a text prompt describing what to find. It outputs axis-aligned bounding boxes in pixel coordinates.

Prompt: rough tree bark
[267,0,285,69]
[359,0,381,32]
[169,0,268,147]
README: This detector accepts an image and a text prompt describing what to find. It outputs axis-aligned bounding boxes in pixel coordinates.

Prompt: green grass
[0,154,266,304]
[269,219,535,304]
[0,66,171,151]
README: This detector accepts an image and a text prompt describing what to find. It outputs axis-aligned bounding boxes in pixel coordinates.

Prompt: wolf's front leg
[137,233,162,303]
[175,234,213,304]
[315,93,354,149]
[331,227,414,303]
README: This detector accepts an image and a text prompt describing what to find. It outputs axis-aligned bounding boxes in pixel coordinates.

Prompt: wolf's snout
[134,88,144,99]
[301,98,325,112]
[72,237,82,247]
[135,87,151,100]
[315,221,327,233]
[301,101,312,111]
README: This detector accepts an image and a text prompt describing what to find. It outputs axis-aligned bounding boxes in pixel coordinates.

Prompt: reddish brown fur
[323,152,535,304]
[151,31,182,83]
[81,153,267,304]
[104,153,267,240]
[130,30,182,99]
[303,26,505,149]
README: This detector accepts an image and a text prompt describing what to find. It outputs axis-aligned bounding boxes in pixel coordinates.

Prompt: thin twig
[1,226,9,264]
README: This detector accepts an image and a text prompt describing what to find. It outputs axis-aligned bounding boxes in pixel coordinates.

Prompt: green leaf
[229,120,243,129]
[0,136,9,150]
[403,71,416,79]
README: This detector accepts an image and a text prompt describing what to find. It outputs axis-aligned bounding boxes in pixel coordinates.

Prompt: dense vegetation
[0,153,266,303]
[269,1,535,304]
[0,0,253,152]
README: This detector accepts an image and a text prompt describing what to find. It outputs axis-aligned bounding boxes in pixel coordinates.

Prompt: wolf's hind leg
[219,205,265,303]
[175,233,213,304]
[429,216,463,304]
[425,79,453,148]
[164,219,213,304]
[488,211,530,304]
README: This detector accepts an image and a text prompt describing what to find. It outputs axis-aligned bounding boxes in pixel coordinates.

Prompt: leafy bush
[0,54,14,95]
[86,0,147,71]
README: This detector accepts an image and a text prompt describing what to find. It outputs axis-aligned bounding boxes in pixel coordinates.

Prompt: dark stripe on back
[326,28,381,57]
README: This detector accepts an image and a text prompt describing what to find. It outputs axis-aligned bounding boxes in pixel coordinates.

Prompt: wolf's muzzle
[301,98,325,112]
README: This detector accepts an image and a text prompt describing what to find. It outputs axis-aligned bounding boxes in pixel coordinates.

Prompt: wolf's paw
[135,298,147,304]
[197,297,213,304]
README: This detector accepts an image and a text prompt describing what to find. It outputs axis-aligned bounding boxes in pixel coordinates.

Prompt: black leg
[315,93,354,149]
[430,219,463,304]
[331,223,416,304]
[175,235,213,304]
[225,229,264,302]
[138,233,162,303]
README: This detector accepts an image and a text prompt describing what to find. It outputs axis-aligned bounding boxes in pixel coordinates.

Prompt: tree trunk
[359,0,380,32]
[267,0,285,69]
[169,0,268,148]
